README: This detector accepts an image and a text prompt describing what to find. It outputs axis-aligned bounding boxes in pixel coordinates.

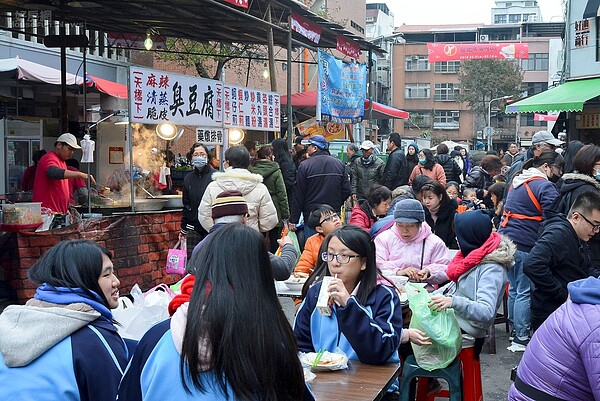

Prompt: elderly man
[381,132,409,191]
[503,143,520,166]
[192,190,297,280]
[33,133,95,214]
[351,140,385,200]
[289,134,351,239]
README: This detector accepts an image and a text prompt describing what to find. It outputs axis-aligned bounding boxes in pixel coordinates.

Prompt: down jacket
[351,156,385,198]
[508,277,600,401]
[374,222,450,284]
[434,154,462,184]
[198,168,278,233]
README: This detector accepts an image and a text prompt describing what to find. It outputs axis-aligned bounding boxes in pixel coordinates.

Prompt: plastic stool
[456,347,483,401]
[399,355,462,401]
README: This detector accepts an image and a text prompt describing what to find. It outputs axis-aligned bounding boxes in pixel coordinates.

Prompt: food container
[152,194,183,208]
[1,202,43,231]
[5,191,33,203]
[134,199,168,211]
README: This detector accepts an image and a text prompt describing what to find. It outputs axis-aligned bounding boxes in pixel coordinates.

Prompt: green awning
[505,78,600,114]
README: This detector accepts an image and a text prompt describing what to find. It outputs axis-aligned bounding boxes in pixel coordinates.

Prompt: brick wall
[0,211,184,304]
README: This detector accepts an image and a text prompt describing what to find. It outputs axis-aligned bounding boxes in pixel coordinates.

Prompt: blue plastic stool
[399,355,462,401]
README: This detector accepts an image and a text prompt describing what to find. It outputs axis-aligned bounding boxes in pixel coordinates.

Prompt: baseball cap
[360,140,376,150]
[302,135,328,150]
[56,133,81,149]
[531,131,564,146]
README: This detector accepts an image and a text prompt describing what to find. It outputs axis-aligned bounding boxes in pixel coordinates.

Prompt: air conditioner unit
[479,34,489,42]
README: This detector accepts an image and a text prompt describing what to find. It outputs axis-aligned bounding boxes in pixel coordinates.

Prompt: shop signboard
[196,127,224,145]
[427,43,529,62]
[223,84,280,132]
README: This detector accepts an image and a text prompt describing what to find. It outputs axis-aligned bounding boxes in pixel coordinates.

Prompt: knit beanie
[211,190,248,219]
[393,199,425,223]
[454,210,492,256]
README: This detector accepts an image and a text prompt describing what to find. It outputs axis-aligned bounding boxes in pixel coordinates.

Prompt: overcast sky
[371,0,565,26]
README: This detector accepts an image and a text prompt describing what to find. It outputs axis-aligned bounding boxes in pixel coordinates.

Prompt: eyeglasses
[319,213,340,225]
[192,152,208,157]
[321,252,361,264]
[577,212,600,232]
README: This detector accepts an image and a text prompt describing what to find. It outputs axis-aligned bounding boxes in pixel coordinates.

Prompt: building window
[405,56,430,71]
[521,82,548,97]
[521,53,549,71]
[433,111,460,129]
[520,114,542,127]
[434,83,460,101]
[405,84,430,99]
[434,61,461,73]
[351,20,364,34]
[405,111,432,128]
[494,14,507,24]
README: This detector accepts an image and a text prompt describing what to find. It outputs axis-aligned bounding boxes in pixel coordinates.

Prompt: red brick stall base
[0,211,185,304]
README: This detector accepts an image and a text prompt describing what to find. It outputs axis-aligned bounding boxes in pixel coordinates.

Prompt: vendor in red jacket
[33,133,95,214]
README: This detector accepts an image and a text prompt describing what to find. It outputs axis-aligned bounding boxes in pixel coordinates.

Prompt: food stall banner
[336,35,360,59]
[427,43,529,62]
[224,0,249,8]
[223,84,280,132]
[533,113,558,122]
[290,12,321,44]
[129,67,222,127]
[196,127,225,145]
[317,51,366,124]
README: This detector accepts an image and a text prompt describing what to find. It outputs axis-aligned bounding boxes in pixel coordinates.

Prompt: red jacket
[348,203,374,231]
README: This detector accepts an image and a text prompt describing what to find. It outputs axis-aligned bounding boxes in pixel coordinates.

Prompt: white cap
[360,140,376,150]
[56,133,81,149]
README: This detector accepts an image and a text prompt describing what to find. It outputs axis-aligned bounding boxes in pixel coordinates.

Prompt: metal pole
[487,100,492,150]
[286,18,293,148]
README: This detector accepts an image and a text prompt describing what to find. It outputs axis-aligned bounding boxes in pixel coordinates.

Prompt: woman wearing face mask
[408,148,447,186]
[180,143,215,261]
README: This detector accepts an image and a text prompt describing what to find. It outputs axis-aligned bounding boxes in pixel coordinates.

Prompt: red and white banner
[290,12,321,44]
[224,0,248,8]
[534,113,558,122]
[336,35,360,59]
[427,43,529,62]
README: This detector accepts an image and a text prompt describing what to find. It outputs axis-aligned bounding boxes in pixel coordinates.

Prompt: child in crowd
[486,182,506,229]
[0,240,131,401]
[462,188,485,210]
[118,224,307,401]
[294,225,430,382]
[445,181,461,203]
[375,199,450,284]
[293,204,343,277]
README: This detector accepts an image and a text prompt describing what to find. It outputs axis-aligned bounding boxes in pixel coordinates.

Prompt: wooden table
[308,361,401,401]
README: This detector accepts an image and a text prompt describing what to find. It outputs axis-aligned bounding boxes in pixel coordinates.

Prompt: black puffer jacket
[181,165,214,235]
[435,154,462,183]
[381,148,409,190]
[463,166,494,204]
[424,198,458,249]
[275,156,296,211]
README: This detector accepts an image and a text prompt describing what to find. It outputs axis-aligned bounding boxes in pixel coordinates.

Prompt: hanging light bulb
[144,32,153,51]
[262,62,269,80]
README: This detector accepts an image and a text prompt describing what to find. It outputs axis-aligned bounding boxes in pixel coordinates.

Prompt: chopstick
[312,349,325,368]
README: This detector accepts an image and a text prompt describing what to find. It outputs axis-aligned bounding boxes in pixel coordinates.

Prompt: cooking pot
[151,195,183,208]
[134,199,168,211]
[5,191,33,203]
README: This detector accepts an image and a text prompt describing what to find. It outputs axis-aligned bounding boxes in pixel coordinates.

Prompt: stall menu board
[196,127,224,145]
[129,67,222,127]
[223,84,280,131]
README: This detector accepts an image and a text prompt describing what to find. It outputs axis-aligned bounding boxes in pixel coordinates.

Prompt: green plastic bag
[286,231,301,264]
[405,282,462,371]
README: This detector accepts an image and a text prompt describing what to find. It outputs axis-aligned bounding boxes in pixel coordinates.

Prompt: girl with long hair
[0,239,129,401]
[420,181,458,249]
[118,224,306,401]
[295,225,430,368]
[408,148,447,186]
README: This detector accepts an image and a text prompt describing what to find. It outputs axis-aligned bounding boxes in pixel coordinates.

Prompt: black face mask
[548,174,560,183]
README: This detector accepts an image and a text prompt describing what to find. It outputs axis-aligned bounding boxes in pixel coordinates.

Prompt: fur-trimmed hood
[559,172,600,193]
[480,234,515,269]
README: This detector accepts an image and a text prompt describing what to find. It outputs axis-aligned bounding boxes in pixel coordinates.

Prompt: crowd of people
[2,130,600,400]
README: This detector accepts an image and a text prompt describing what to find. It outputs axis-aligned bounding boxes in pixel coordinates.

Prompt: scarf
[34,283,112,320]
[446,232,501,282]
[168,274,196,316]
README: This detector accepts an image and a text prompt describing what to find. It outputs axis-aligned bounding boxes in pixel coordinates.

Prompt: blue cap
[303,135,328,150]
[475,141,485,150]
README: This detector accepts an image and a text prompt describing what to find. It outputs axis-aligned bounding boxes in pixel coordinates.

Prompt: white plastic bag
[112,284,173,341]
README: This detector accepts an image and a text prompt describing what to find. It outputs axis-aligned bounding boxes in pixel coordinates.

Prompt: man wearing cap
[470,141,487,167]
[351,140,385,200]
[290,134,351,239]
[381,133,409,191]
[503,130,564,202]
[33,133,95,214]
[191,190,298,280]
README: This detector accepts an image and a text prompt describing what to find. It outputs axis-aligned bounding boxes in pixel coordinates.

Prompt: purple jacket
[508,277,600,401]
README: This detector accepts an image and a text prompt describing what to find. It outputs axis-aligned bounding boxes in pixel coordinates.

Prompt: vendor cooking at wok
[32,133,96,214]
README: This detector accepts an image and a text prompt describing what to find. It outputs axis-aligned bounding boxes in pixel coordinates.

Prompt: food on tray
[326,122,343,134]
[300,351,348,370]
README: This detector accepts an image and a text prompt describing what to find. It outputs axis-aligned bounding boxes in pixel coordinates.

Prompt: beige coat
[198,168,278,233]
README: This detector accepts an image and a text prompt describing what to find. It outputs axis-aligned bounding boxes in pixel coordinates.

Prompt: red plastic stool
[415,347,483,401]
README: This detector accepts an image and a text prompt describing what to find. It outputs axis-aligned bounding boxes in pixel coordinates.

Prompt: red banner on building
[427,43,529,62]
[290,12,321,44]
[336,35,360,59]
[534,113,558,122]
[224,0,248,8]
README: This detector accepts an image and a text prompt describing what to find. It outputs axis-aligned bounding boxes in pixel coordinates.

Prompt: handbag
[166,240,187,275]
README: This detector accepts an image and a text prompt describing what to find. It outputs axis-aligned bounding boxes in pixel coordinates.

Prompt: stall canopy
[0,56,83,85]
[86,75,128,99]
[281,91,409,120]
[505,78,600,114]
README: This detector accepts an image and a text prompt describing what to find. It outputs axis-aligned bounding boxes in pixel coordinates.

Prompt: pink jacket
[374,223,450,284]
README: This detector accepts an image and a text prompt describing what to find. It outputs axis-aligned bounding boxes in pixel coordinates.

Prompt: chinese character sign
[317,51,366,124]
[223,84,280,131]
[196,127,224,145]
[427,43,529,62]
[129,67,222,126]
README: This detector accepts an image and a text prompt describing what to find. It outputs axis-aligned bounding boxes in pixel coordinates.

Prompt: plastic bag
[166,240,187,275]
[112,284,174,341]
[406,282,462,371]
[275,228,301,264]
